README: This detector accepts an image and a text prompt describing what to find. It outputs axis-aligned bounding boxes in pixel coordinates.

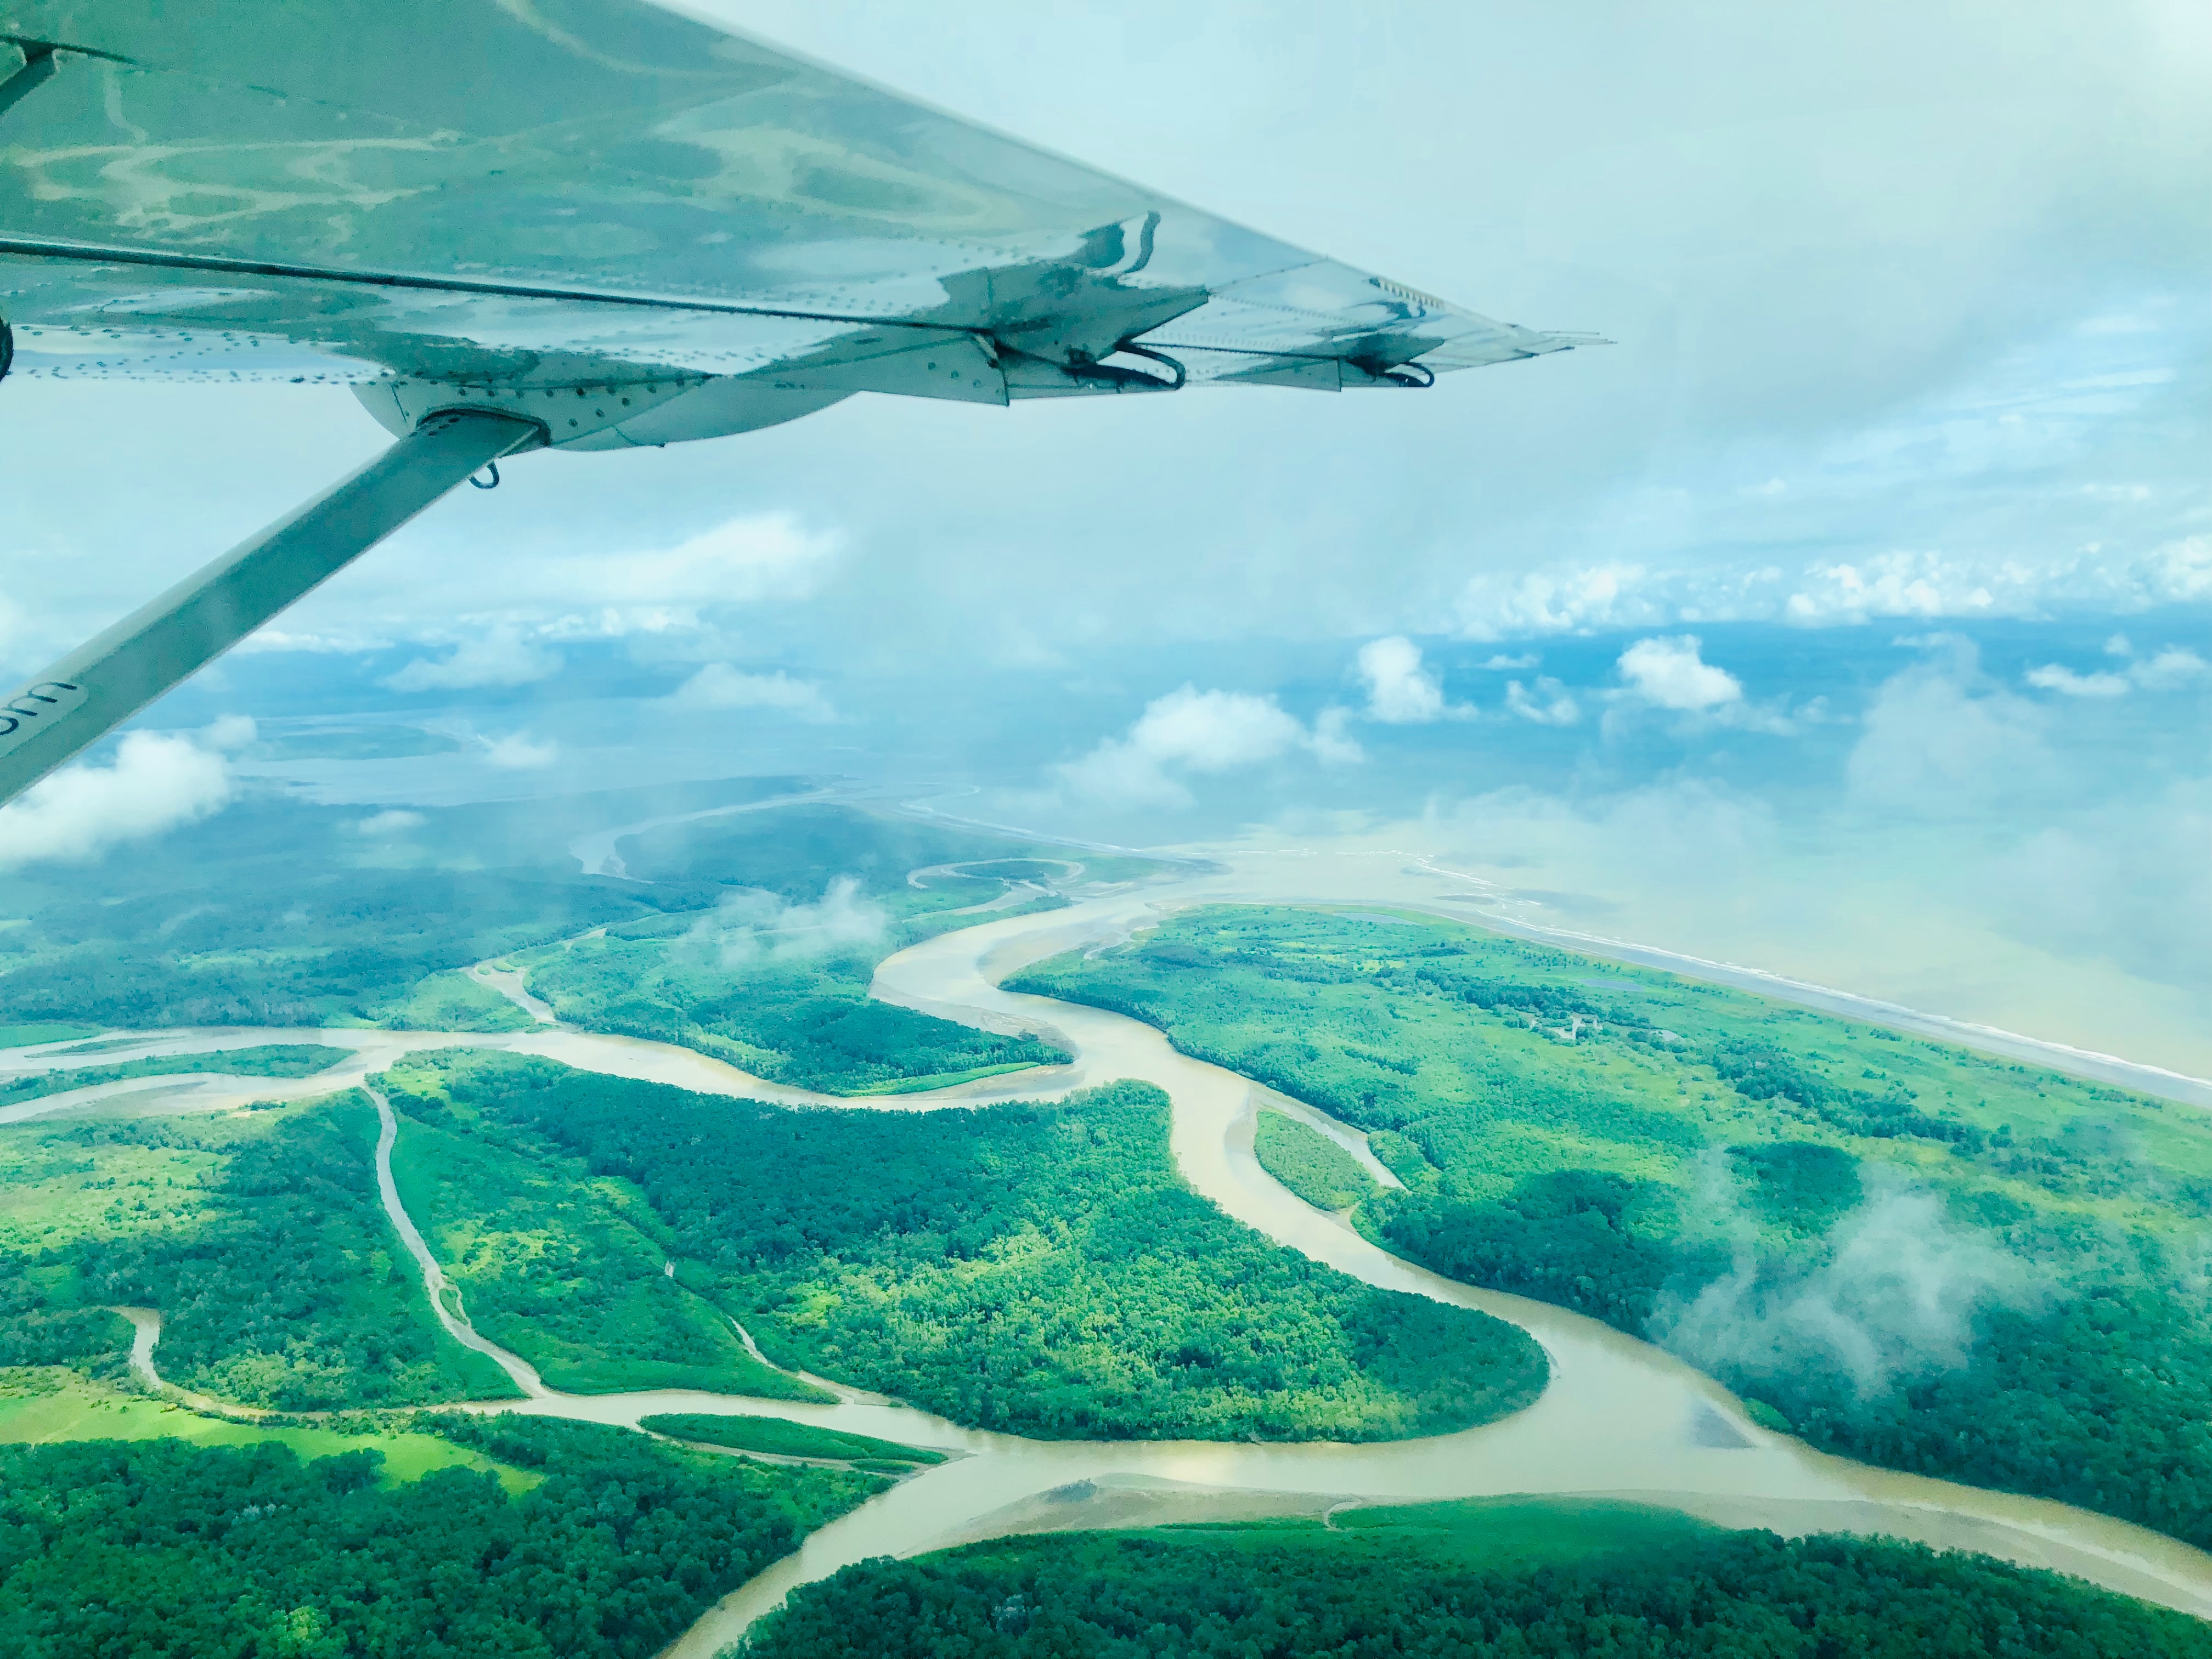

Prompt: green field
[382,1073,828,1401]
[0,1367,537,1492]
[0,1092,516,1407]
[746,1496,2206,1658]
[1252,1109,1381,1211]
[0,1023,98,1049]
[0,1412,881,1659]
[1011,906,2212,1547]
[640,1411,945,1467]
[378,1049,1547,1442]
[0,1042,353,1110]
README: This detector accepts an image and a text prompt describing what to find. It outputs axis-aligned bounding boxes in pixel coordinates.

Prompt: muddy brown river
[10,863,2212,1650]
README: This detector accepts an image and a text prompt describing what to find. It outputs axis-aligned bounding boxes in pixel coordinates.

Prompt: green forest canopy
[746,1497,2210,1659]
[1012,906,2212,1550]
[0,1414,882,1659]
[0,1092,514,1408]
[379,1049,1547,1441]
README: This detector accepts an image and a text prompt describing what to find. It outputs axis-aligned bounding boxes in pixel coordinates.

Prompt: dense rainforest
[1012,905,2212,1548]
[380,1049,1547,1440]
[0,1093,512,1408]
[0,1414,880,1659]
[747,1499,2211,1658]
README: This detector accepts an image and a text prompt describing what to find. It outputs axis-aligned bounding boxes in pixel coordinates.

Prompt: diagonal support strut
[0,409,541,806]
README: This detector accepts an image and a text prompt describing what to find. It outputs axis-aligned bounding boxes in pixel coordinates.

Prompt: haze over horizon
[1,0,2206,1068]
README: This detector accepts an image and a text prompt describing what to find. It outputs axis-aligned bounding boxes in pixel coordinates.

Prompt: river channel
[9,869,2212,1650]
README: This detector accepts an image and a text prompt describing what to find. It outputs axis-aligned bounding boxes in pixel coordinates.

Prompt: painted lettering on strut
[0,680,88,757]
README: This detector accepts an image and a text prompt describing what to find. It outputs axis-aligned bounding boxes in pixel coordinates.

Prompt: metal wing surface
[0,0,1592,415]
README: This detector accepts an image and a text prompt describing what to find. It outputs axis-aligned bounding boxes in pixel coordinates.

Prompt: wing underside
[0,1,1591,420]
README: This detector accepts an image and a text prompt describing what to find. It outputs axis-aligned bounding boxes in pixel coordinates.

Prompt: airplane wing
[0,1,1590,417]
[0,2,1594,800]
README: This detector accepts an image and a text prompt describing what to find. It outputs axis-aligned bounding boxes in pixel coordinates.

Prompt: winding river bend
[12,873,2212,1649]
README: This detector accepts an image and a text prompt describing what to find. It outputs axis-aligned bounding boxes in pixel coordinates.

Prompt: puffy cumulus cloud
[1505,676,1581,725]
[351,809,426,836]
[1354,636,1464,724]
[1054,685,1361,809]
[1787,541,2212,627]
[686,875,886,969]
[1847,642,2054,810]
[479,731,558,769]
[1455,563,1658,640]
[385,625,562,692]
[2023,641,2209,698]
[1784,551,1994,624]
[0,725,240,868]
[663,664,836,721]
[1452,540,2212,646]
[1617,636,1743,710]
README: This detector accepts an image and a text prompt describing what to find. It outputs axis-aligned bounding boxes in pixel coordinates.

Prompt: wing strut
[0,409,541,806]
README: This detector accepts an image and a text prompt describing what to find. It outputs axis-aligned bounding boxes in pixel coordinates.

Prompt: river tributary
[13,873,2212,1648]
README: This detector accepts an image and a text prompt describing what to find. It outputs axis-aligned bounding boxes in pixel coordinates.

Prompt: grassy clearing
[372,969,538,1031]
[640,1412,945,1466]
[0,1023,98,1049]
[0,1368,537,1493]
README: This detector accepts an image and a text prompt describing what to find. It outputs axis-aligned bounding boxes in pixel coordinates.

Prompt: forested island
[379,1049,1547,1440]
[747,1498,2212,1657]
[1012,906,2212,1547]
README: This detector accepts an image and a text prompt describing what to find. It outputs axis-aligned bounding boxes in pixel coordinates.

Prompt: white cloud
[1848,644,2054,809]
[1505,676,1581,725]
[663,663,836,721]
[1785,551,1993,624]
[351,809,426,836]
[476,512,840,640]
[385,625,562,692]
[1456,563,1655,640]
[200,714,258,753]
[2024,663,2131,697]
[2024,644,2209,697]
[1355,636,1460,724]
[2154,536,2212,601]
[0,729,234,868]
[1054,685,1359,808]
[1617,636,1743,710]
[1479,652,1539,671]
[1308,706,1364,764]
[2132,647,2209,690]
[481,731,558,769]
[686,874,887,968]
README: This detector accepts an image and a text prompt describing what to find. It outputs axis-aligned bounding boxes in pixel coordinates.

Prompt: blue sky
[0,0,2205,1065]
